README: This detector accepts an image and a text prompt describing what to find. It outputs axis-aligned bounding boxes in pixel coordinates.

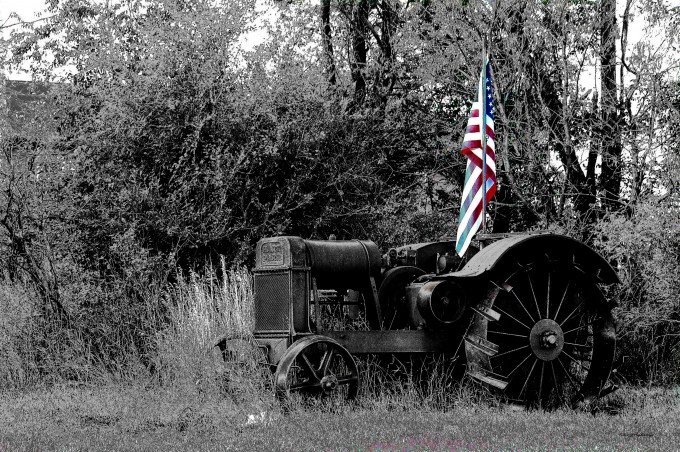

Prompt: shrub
[594,199,680,385]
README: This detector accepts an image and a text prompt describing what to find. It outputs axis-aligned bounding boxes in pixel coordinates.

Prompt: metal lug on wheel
[471,305,501,322]
[467,363,508,390]
[464,333,499,356]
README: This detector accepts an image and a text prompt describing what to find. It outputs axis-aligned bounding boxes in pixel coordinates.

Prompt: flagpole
[481,39,488,234]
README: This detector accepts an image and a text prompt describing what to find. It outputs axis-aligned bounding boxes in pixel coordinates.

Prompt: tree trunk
[378,0,397,94]
[599,0,623,211]
[321,0,337,86]
[350,0,369,106]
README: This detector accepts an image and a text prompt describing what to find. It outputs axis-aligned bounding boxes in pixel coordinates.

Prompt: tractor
[220,232,618,407]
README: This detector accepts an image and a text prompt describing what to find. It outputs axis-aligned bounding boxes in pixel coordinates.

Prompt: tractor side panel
[291,269,310,333]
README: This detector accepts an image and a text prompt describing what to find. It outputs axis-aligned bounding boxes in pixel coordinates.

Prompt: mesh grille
[254,272,290,331]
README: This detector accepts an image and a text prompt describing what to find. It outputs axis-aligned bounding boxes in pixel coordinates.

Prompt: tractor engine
[252,236,382,363]
[380,240,470,331]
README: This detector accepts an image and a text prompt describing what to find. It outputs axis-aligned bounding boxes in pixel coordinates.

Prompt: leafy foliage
[594,199,680,384]
[1,0,679,385]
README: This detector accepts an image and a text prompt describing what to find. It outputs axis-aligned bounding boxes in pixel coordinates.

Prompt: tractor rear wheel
[466,253,616,408]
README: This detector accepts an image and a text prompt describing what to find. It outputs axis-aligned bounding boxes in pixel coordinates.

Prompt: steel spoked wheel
[275,335,359,407]
[485,256,616,408]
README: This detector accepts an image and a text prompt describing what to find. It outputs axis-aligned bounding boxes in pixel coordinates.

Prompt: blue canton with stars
[484,61,495,120]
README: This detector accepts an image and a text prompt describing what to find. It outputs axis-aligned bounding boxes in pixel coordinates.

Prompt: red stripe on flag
[466,124,480,134]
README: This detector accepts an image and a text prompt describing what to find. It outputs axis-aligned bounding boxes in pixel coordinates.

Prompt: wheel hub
[320,374,338,393]
[529,319,564,361]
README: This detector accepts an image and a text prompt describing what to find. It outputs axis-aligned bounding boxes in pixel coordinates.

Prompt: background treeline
[1,0,678,388]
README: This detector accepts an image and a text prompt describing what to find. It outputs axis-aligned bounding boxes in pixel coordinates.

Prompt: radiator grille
[254,272,290,332]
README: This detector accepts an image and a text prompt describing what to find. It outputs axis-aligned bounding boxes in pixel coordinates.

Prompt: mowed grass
[1,384,678,451]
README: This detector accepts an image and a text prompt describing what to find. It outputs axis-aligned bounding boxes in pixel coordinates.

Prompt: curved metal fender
[450,233,619,284]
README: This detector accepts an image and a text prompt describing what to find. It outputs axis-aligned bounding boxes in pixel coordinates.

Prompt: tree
[0,78,70,326]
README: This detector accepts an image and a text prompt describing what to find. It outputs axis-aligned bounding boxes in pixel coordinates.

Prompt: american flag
[455,60,497,256]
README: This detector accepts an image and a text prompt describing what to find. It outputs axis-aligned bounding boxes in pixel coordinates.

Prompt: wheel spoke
[564,341,592,349]
[556,356,580,392]
[559,300,585,327]
[526,271,543,320]
[545,271,551,319]
[337,375,359,385]
[320,348,336,375]
[494,344,530,359]
[300,352,319,381]
[510,290,538,324]
[538,361,546,405]
[550,361,561,405]
[575,361,591,371]
[562,324,588,336]
[552,279,571,321]
[290,380,320,391]
[519,358,538,400]
[487,330,529,339]
[506,353,534,383]
[495,305,532,331]
[561,349,591,373]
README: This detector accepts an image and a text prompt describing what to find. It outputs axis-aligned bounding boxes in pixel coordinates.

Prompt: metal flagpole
[481,39,488,234]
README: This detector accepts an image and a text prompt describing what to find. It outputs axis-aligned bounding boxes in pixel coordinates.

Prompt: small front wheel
[274,335,359,406]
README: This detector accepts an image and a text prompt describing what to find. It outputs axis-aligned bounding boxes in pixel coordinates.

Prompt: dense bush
[594,199,680,385]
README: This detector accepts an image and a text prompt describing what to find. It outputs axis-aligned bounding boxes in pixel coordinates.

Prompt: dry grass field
[1,384,678,451]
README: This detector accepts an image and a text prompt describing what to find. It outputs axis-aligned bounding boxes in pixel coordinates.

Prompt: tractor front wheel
[274,335,359,407]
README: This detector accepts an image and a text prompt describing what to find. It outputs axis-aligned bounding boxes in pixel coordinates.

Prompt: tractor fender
[448,233,619,284]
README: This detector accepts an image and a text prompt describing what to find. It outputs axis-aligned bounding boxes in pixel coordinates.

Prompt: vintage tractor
[225,232,618,407]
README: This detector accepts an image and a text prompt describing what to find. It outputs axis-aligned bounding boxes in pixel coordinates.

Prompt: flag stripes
[455,60,497,257]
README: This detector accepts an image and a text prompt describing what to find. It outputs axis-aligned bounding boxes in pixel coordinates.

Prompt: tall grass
[155,260,272,404]
[0,263,560,409]
[0,281,37,388]
[0,259,261,393]
[162,260,253,348]
[355,354,492,412]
